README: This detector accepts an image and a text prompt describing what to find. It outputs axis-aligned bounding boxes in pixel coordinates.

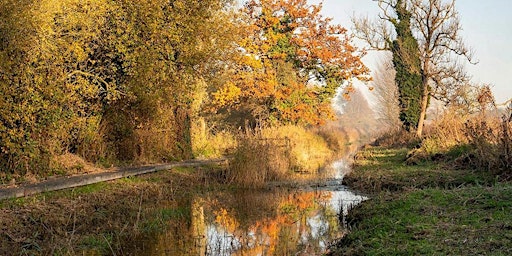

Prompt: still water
[129,158,366,255]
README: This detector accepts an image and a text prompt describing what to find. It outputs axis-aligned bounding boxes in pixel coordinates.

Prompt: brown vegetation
[374,100,512,180]
[0,168,213,255]
[225,125,339,187]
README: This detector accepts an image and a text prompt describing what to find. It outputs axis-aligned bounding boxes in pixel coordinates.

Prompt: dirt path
[0,158,227,200]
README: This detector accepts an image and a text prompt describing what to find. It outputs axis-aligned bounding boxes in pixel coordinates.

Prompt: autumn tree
[354,0,475,137]
[212,0,370,128]
[101,0,236,160]
[0,0,115,172]
[0,0,236,174]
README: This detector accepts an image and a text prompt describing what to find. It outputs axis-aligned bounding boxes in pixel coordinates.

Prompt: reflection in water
[130,158,366,255]
[210,189,365,255]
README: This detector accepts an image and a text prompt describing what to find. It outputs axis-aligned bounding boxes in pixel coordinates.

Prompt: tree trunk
[416,76,430,137]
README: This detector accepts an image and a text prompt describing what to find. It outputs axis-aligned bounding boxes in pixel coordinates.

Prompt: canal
[126,157,366,255]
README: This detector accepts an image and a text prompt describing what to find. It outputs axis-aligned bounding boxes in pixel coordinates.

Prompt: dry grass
[0,168,213,255]
[192,128,237,159]
[372,128,420,149]
[398,105,512,178]
[313,125,350,154]
[226,134,291,187]
[53,153,105,176]
[261,126,333,173]
[462,110,512,176]
[225,125,335,187]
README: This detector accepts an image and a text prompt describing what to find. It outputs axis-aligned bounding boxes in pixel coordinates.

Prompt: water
[128,158,366,255]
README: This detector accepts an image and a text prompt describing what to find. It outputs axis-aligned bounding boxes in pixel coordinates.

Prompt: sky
[314,0,512,104]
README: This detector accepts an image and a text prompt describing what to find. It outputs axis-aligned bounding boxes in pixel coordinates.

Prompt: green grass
[140,206,191,233]
[333,146,512,255]
[79,233,115,255]
[345,147,495,194]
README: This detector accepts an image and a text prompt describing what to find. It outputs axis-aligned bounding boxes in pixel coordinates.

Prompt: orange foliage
[212,191,333,255]
[214,208,239,234]
[212,0,370,126]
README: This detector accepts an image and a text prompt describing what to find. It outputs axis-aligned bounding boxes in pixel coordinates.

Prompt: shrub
[463,107,512,176]
[401,104,512,178]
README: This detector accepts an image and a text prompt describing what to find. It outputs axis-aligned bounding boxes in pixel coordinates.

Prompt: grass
[344,147,496,193]
[225,125,339,187]
[332,146,512,255]
[0,166,223,255]
[339,185,512,255]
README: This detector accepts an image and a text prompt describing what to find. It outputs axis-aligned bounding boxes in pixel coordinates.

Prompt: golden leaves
[214,208,239,234]
[212,82,242,107]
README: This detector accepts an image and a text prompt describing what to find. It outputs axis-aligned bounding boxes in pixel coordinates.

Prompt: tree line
[1,0,485,176]
[0,0,370,175]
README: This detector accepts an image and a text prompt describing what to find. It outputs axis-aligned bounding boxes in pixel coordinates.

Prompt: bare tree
[353,0,476,137]
[372,54,401,129]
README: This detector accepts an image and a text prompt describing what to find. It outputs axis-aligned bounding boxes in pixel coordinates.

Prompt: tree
[390,0,423,131]
[212,0,370,128]
[372,55,401,129]
[354,0,475,137]
[338,88,379,137]
[0,0,237,174]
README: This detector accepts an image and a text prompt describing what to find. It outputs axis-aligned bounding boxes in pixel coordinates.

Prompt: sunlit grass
[340,184,512,255]
[332,146,511,255]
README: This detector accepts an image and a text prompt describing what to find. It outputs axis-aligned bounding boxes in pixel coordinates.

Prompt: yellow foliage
[212,82,242,107]
[214,208,239,234]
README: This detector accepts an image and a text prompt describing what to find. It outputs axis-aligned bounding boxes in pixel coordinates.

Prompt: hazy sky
[314,0,512,104]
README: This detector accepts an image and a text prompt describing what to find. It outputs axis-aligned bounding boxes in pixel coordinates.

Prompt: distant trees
[354,0,475,137]
[211,0,370,128]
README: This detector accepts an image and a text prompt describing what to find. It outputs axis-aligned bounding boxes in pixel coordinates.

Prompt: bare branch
[352,15,393,51]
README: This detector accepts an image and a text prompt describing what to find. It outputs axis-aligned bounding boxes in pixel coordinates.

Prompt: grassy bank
[0,165,227,255]
[332,146,512,255]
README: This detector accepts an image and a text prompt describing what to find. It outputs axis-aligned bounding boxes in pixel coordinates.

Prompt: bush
[401,105,512,179]
[463,109,512,176]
